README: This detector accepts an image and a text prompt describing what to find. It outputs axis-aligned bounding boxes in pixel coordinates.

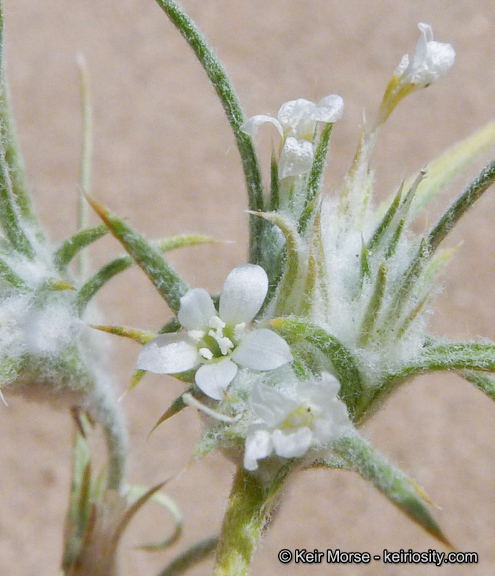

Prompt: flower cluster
[132,23,477,475]
[242,95,344,180]
[137,264,354,469]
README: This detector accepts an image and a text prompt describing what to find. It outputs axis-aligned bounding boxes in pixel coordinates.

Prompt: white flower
[394,23,455,90]
[137,264,293,400]
[242,95,344,179]
[244,373,352,471]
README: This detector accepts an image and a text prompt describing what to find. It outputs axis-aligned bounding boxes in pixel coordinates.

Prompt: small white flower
[137,264,293,400]
[394,23,455,90]
[242,95,344,179]
[244,373,352,471]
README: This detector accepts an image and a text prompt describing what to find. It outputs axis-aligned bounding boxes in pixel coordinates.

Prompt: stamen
[189,329,205,341]
[199,347,213,360]
[209,316,226,330]
[216,336,234,355]
[233,322,246,340]
[182,393,241,423]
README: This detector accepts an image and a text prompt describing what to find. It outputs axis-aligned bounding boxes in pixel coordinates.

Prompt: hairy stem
[213,467,268,576]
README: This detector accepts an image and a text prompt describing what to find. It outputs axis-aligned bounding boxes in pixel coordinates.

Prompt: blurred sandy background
[1,0,495,574]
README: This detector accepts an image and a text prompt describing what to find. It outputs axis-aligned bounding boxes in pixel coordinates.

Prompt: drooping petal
[272,427,313,458]
[250,383,298,427]
[137,334,200,374]
[219,264,268,325]
[296,372,341,404]
[314,401,352,444]
[278,137,314,179]
[277,98,316,138]
[402,23,455,89]
[178,288,216,331]
[314,94,344,123]
[240,115,284,140]
[195,358,238,400]
[244,426,273,471]
[232,329,293,371]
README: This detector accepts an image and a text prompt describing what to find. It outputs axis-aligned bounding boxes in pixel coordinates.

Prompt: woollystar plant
[82,2,495,573]
[3,1,495,575]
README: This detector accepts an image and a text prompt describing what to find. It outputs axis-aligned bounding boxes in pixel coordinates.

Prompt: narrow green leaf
[0,255,27,290]
[359,236,371,285]
[385,217,405,258]
[428,159,495,252]
[53,224,108,272]
[149,389,192,435]
[0,139,35,258]
[127,484,183,551]
[355,339,495,424]
[76,234,213,314]
[0,83,43,237]
[409,119,495,219]
[359,262,387,346]
[159,317,182,334]
[418,341,495,373]
[0,0,4,84]
[269,317,364,416]
[86,196,189,313]
[249,211,301,317]
[368,341,495,418]
[111,482,167,554]
[153,0,264,264]
[76,54,93,278]
[90,324,156,345]
[334,432,451,547]
[155,536,219,576]
[76,255,130,314]
[300,208,329,317]
[370,171,424,256]
[458,370,495,402]
[395,294,429,339]
[368,183,404,252]
[385,238,430,323]
[269,151,280,211]
[0,3,42,237]
[299,123,333,233]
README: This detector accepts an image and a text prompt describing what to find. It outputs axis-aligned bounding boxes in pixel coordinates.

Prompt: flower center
[195,315,246,362]
[282,400,320,430]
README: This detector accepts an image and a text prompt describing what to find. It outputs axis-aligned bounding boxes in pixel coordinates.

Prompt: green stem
[0,0,43,239]
[92,379,128,492]
[213,467,268,576]
[428,159,495,252]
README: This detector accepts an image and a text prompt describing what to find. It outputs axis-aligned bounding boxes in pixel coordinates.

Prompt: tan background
[1,0,495,574]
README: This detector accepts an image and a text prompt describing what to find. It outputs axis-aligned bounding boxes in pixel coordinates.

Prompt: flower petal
[272,427,313,458]
[232,329,293,370]
[240,115,283,140]
[219,264,268,325]
[314,94,344,123]
[403,23,455,88]
[250,383,298,427]
[278,137,314,179]
[244,426,273,470]
[313,401,352,444]
[136,334,200,374]
[178,288,216,331]
[195,358,238,400]
[277,98,316,137]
